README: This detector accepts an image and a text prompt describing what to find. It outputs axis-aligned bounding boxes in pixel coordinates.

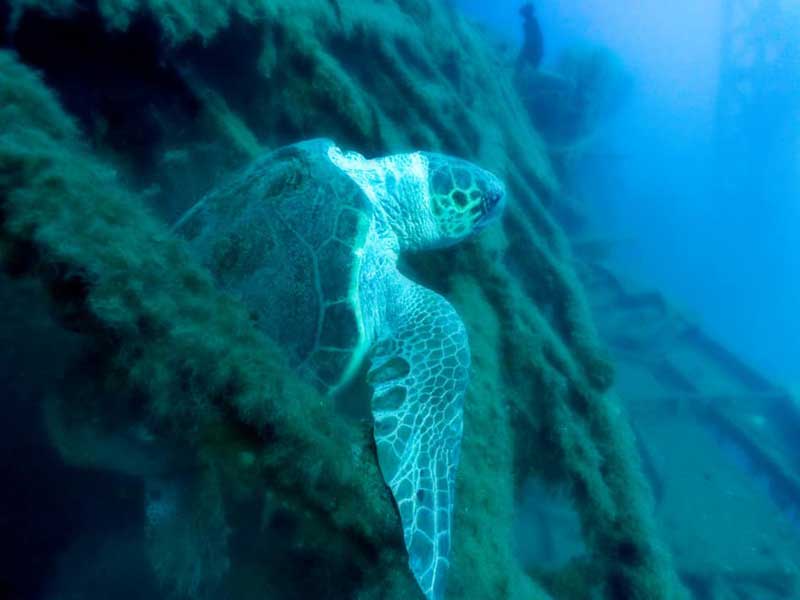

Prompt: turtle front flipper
[368,273,469,600]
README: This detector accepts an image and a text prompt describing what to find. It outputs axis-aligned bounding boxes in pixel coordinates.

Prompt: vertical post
[713,0,800,198]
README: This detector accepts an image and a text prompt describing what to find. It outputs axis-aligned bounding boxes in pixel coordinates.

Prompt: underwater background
[0,1,798,599]
[461,0,800,385]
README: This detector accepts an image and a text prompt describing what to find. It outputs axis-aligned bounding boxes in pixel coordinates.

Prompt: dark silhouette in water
[516,2,543,74]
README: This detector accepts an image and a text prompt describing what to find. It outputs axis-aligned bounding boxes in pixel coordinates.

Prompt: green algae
[0,48,399,596]
[1,0,689,598]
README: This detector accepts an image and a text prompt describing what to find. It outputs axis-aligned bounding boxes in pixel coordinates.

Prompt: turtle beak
[481,177,506,222]
[473,181,505,234]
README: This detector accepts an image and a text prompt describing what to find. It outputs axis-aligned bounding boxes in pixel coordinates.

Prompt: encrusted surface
[0,1,686,598]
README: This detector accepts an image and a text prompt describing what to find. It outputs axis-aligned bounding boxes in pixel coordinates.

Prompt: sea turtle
[174,138,506,599]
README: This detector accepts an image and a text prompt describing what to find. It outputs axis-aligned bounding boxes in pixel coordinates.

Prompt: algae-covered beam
[0,0,694,596]
[0,48,407,589]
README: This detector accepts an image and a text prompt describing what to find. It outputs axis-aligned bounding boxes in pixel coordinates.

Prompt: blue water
[460,0,800,386]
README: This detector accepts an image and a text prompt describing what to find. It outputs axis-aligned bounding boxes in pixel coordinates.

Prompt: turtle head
[327,143,505,252]
[422,153,506,247]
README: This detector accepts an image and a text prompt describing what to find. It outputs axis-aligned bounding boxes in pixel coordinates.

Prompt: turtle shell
[175,139,373,392]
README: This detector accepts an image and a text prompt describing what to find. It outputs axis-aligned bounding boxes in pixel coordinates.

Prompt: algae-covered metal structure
[4,1,789,599]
